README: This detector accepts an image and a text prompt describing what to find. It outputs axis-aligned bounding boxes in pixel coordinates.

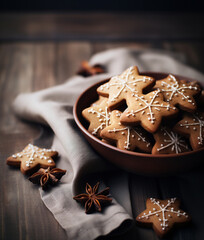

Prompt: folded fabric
[13,48,204,240]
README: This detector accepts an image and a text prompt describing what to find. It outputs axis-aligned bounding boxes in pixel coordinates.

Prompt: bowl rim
[73,71,204,159]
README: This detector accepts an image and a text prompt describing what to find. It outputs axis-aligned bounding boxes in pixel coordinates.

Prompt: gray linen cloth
[13,48,204,240]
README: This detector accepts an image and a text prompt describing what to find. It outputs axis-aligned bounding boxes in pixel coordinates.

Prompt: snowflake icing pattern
[126,90,177,124]
[108,125,150,150]
[159,74,198,104]
[138,198,189,231]
[157,128,189,154]
[12,144,56,168]
[99,66,153,103]
[179,114,204,145]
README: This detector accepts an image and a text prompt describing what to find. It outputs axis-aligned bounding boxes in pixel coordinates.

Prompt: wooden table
[0,12,204,240]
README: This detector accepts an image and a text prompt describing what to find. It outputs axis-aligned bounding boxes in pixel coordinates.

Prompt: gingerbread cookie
[97,66,155,109]
[152,126,190,154]
[154,74,200,112]
[136,198,190,238]
[82,99,111,138]
[6,144,58,174]
[100,110,152,152]
[101,138,114,145]
[91,96,108,107]
[173,111,204,150]
[120,90,178,133]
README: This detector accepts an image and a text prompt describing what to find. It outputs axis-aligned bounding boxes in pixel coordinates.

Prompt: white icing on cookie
[157,127,189,154]
[12,144,56,168]
[108,126,150,150]
[106,111,151,150]
[179,113,204,145]
[126,90,177,124]
[100,66,153,103]
[159,75,198,105]
[138,198,188,231]
[88,107,111,135]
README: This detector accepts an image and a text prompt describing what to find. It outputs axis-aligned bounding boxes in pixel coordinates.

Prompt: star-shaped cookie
[173,111,204,150]
[82,99,111,138]
[136,198,190,238]
[152,126,190,154]
[120,90,178,133]
[90,96,108,107]
[154,74,200,112]
[97,66,155,109]
[6,144,58,174]
[100,110,152,152]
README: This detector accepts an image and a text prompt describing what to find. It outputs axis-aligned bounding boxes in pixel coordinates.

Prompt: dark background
[1,0,204,240]
[1,0,204,11]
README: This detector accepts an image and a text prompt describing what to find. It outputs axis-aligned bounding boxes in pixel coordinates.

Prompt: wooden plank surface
[0,16,204,240]
[0,12,204,41]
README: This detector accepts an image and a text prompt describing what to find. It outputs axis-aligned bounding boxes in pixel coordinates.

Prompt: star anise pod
[77,61,106,77]
[73,182,112,214]
[29,167,66,190]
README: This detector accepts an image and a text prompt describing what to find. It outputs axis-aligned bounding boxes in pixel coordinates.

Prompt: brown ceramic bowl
[73,72,204,175]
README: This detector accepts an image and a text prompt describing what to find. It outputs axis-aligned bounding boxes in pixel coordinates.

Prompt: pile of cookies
[82,66,204,154]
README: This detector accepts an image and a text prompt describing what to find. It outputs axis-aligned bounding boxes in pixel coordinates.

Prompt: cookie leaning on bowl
[82,99,111,139]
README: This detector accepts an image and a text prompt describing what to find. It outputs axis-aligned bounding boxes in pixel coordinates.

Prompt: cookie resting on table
[97,66,155,109]
[100,110,152,152]
[6,144,58,174]
[173,111,204,150]
[153,74,200,112]
[152,126,190,154]
[136,198,190,238]
[120,90,178,133]
[73,182,112,214]
[82,99,111,138]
